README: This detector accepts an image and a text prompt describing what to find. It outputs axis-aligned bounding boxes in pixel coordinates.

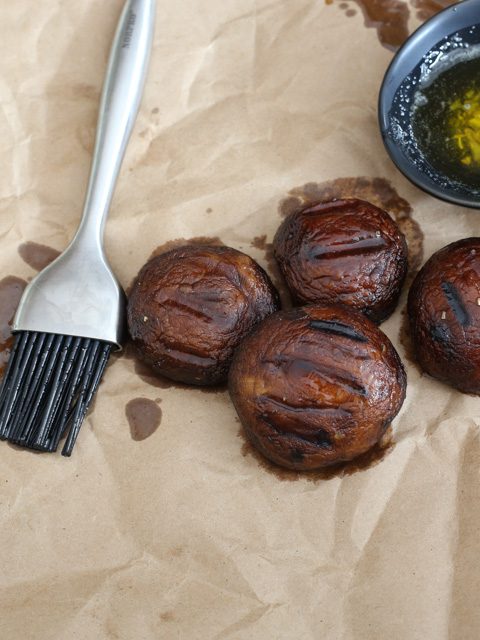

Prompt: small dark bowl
[378,0,480,208]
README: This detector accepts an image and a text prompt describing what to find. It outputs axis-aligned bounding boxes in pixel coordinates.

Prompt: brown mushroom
[408,237,480,394]
[128,245,280,385]
[229,304,406,471]
[273,198,408,323]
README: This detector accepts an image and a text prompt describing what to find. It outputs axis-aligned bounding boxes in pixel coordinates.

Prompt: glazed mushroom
[408,237,480,394]
[273,198,408,323]
[128,245,280,385]
[229,304,406,471]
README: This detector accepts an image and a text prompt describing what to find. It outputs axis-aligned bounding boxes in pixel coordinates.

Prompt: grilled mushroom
[273,198,408,323]
[229,304,406,470]
[408,237,480,394]
[128,245,280,385]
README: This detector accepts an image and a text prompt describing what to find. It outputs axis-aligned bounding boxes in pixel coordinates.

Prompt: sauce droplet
[125,397,162,441]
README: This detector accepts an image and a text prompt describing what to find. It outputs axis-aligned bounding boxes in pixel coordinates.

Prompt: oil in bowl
[378,6,480,207]
[411,47,480,190]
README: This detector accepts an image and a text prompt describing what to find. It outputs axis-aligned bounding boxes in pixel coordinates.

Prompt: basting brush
[0,0,156,455]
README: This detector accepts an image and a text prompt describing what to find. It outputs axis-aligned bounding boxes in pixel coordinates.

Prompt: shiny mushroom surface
[229,304,406,470]
[128,245,280,385]
[273,198,408,323]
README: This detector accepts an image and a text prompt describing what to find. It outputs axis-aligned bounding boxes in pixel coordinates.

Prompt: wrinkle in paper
[0,1,479,639]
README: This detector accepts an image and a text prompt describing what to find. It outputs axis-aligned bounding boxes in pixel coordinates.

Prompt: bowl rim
[378,0,480,209]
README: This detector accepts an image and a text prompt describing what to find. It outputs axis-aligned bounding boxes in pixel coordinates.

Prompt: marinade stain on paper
[239,426,394,481]
[410,0,456,21]
[72,83,99,101]
[325,0,456,50]
[327,0,410,49]
[160,611,176,623]
[340,0,358,12]
[18,242,60,272]
[279,176,424,280]
[0,277,27,377]
[125,397,162,441]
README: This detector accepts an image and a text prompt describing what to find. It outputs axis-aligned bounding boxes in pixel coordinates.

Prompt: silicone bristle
[0,332,112,455]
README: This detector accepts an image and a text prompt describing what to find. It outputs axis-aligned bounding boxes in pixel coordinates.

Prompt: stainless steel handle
[75,0,156,248]
[13,0,155,347]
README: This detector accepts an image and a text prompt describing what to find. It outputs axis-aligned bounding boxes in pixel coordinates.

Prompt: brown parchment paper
[1,1,479,639]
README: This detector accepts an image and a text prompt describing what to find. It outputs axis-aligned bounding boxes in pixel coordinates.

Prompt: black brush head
[0,332,112,456]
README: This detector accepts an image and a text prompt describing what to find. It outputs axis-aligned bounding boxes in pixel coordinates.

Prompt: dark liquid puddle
[18,242,60,272]
[239,426,394,481]
[279,177,424,281]
[125,397,162,441]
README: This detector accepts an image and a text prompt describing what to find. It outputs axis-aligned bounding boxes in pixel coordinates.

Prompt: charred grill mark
[159,298,215,322]
[263,355,367,396]
[309,319,368,343]
[258,395,353,419]
[313,365,367,397]
[315,428,333,447]
[430,322,452,344]
[441,282,469,327]
[291,448,305,462]
[309,235,388,260]
[288,356,368,397]
[258,413,334,449]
